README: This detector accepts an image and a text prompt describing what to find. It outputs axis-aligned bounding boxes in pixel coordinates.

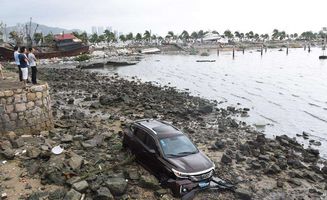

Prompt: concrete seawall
[0,83,53,135]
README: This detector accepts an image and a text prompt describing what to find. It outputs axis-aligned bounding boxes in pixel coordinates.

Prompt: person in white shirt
[13,46,22,81]
[28,47,37,84]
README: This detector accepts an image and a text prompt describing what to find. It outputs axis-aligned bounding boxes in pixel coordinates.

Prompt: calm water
[94,48,327,157]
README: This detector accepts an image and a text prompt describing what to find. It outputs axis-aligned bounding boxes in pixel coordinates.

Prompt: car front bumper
[167,176,235,200]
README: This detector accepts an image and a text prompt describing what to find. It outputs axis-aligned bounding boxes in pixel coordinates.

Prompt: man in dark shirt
[18,46,29,88]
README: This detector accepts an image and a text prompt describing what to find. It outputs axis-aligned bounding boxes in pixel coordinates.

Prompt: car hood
[167,151,214,173]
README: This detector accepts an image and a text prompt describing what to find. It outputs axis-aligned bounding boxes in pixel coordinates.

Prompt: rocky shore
[1,66,327,200]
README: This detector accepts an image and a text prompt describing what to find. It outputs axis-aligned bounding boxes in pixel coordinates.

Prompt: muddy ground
[1,65,327,200]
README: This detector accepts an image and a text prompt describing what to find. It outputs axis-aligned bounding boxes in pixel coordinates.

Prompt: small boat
[106,60,139,66]
[77,62,104,69]
[141,48,161,54]
[319,55,327,59]
[196,60,216,62]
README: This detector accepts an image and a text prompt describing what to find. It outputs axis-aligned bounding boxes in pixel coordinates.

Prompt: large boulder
[105,177,127,196]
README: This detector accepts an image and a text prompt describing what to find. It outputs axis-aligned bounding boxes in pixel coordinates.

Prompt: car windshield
[159,135,198,157]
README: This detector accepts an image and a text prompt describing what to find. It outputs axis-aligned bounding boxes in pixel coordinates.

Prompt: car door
[131,127,147,162]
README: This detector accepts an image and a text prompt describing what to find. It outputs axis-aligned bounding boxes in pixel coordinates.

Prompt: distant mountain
[3,22,84,38]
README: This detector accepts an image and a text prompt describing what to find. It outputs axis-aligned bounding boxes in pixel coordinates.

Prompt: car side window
[134,128,146,143]
[145,135,157,151]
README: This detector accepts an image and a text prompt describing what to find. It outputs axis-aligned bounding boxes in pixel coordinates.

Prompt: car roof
[134,119,183,139]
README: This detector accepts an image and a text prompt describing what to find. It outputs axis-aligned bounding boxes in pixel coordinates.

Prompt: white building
[98,26,104,35]
[91,26,97,34]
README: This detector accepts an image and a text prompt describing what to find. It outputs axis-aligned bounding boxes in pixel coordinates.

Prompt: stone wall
[0,83,53,135]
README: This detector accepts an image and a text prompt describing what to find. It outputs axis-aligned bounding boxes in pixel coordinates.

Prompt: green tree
[224,30,234,40]
[43,33,54,45]
[272,29,279,40]
[89,33,99,43]
[104,30,116,43]
[9,31,24,45]
[73,31,88,43]
[279,31,286,40]
[143,30,151,41]
[191,31,198,40]
[135,33,142,41]
[119,34,127,42]
[126,32,134,41]
[180,30,190,42]
[33,32,43,45]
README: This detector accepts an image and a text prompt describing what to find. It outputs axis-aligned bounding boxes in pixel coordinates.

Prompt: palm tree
[224,30,234,41]
[126,32,134,41]
[104,30,116,44]
[279,31,286,40]
[98,34,106,43]
[272,29,279,40]
[143,30,151,42]
[191,31,198,41]
[198,30,205,43]
[135,33,142,41]
[89,33,99,44]
[119,34,127,42]
[254,33,259,41]
[234,31,241,41]
[180,30,190,43]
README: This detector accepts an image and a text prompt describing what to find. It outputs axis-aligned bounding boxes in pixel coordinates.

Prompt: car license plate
[199,181,209,188]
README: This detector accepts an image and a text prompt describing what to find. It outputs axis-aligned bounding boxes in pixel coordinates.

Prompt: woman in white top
[28,47,38,84]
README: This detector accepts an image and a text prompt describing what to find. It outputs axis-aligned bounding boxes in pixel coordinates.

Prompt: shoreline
[1,65,327,199]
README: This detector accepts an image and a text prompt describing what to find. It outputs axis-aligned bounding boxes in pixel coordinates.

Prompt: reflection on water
[94,48,327,157]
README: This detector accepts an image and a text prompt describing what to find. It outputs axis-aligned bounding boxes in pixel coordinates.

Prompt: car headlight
[172,168,188,178]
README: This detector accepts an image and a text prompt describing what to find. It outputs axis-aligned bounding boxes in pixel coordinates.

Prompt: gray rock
[61,134,73,143]
[96,187,114,200]
[64,189,82,200]
[140,174,160,190]
[11,138,25,148]
[287,178,302,187]
[265,164,281,174]
[27,147,41,158]
[221,153,232,164]
[1,148,15,159]
[198,104,213,114]
[72,180,89,192]
[105,177,127,196]
[251,160,261,169]
[68,152,83,171]
[235,188,252,200]
[258,154,270,161]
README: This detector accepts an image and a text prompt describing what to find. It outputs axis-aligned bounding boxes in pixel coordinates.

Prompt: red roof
[54,33,76,41]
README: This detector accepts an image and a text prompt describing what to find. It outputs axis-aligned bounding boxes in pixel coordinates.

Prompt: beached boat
[0,33,89,61]
[77,62,104,69]
[106,60,139,66]
[141,48,161,54]
[196,60,216,62]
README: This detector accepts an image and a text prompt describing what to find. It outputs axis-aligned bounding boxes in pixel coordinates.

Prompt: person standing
[18,47,29,88]
[0,62,4,80]
[28,47,37,84]
[13,46,22,81]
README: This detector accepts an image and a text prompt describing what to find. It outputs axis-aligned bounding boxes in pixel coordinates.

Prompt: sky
[0,0,326,36]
